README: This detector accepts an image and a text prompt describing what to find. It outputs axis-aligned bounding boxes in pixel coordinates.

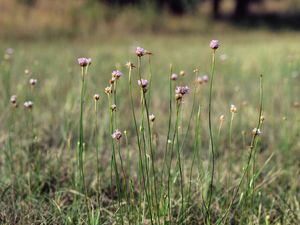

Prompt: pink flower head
[138,79,149,92]
[10,95,17,104]
[112,129,122,141]
[29,78,37,86]
[210,40,219,50]
[136,47,145,57]
[176,86,189,95]
[202,75,209,83]
[77,57,92,67]
[171,73,178,81]
[24,101,33,109]
[6,48,14,55]
[175,86,189,100]
[112,70,123,80]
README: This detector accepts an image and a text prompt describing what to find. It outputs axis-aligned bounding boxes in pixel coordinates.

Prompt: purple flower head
[77,57,92,67]
[6,48,14,55]
[176,86,189,95]
[112,70,123,80]
[136,47,145,57]
[210,40,219,50]
[202,75,209,83]
[138,79,149,91]
[24,101,33,109]
[171,73,178,81]
[29,78,37,86]
[112,129,122,141]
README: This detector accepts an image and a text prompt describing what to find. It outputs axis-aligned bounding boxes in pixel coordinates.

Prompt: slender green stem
[128,63,153,225]
[207,50,216,220]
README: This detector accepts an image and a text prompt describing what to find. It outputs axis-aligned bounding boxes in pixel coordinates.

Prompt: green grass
[0,31,300,224]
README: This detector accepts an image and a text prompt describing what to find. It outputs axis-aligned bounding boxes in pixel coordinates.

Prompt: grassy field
[0,31,300,224]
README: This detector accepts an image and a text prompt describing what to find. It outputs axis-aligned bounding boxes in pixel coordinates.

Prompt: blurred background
[1,0,300,40]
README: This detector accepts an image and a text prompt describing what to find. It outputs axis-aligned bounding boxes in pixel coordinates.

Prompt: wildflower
[149,114,155,122]
[112,129,122,141]
[252,128,262,136]
[193,68,199,73]
[93,94,100,101]
[25,69,30,75]
[171,73,178,81]
[111,104,117,111]
[260,115,265,123]
[112,70,123,80]
[136,47,145,57]
[175,86,189,100]
[77,57,92,67]
[29,78,37,86]
[210,40,219,50]
[180,70,186,76]
[202,75,209,83]
[10,95,17,105]
[24,101,33,109]
[126,61,135,69]
[104,86,112,95]
[138,79,149,92]
[230,104,237,113]
[6,48,14,55]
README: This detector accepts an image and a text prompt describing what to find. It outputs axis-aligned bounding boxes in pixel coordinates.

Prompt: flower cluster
[171,73,178,81]
[24,101,33,109]
[138,79,149,92]
[175,86,189,100]
[77,57,92,67]
[112,70,123,80]
[112,129,122,141]
[230,104,237,113]
[210,40,219,50]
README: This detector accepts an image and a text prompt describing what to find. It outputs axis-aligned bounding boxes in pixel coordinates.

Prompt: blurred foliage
[16,0,37,7]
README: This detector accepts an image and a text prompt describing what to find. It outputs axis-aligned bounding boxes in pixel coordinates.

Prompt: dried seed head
[210,40,219,50]
[126,61,135,69]
[252,128,261,136]
[135,47,145,57]
[171,73,178,81]
[260,115,265,123]
[93,94,100,101]
[77,57,92,67]
[149,114,155,122]
[112,129,122,141]
[179,70,186,76]
[104,86,113,95]
[29,78,37,86]
[196,76,203,85]
[219,114,225,122]
[112,70,123,80]
[111,104,117,111]
[230,104,237,113]
[193,68,199,73]
[24,101,33,109]
[293,101,299,108]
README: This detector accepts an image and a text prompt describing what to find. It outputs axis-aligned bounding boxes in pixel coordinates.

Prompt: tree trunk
[234,0,250,19]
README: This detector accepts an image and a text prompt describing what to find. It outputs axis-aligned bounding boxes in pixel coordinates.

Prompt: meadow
[0,31,300,224]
